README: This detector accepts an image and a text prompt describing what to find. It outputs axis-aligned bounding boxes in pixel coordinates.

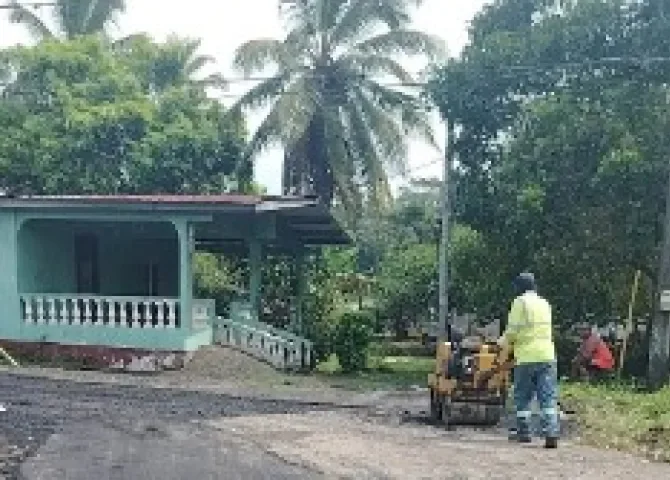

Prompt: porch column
[177,220,194,329]
[293,245,306,335]
[249,240,263,320]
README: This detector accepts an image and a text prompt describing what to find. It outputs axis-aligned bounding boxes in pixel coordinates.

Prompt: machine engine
[427,320,513,428]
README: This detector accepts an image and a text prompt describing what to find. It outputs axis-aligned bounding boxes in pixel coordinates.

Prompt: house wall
[0,211,216,355]
[17,220,178,297]
[18,220,75,293]
[0,211,20,337]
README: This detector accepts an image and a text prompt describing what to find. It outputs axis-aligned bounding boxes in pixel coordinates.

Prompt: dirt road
[0,370,669,479]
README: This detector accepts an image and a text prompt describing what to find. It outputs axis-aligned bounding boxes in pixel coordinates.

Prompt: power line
[2,52,670,104]
[216,56,670,86]
[0,2,57,9]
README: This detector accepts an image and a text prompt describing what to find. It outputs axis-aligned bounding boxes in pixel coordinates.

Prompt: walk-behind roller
[427,325,513,429]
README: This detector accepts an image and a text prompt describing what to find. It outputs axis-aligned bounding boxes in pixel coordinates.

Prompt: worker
[499,272,559,449]
[571,323,614,382]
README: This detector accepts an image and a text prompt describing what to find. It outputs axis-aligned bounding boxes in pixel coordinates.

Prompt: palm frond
[321,107,367,219]
[185,54,215,76]
[354,29,445,60]
[83,0,126,36]
[227,73,293,120]
[318,0,349,31]
[329,0,413,49]
[353,87,407,176]
[336,54,414,83]
[196,73,228,91]
[362,80,437,148]
[341,97,393,208]
[8,1,56,39]
[232,39,293,77]
[245,77,317,176]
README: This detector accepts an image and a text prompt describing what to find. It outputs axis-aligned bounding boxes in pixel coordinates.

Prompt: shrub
[333,311,374,373]
[193,252,244,315]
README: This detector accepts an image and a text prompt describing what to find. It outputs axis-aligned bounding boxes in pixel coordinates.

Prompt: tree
[230,0,443,213]
[488,88,667,323]
[448,223,508,318]
[114,34,227,94]
[376,242,437,338]
[424,0,670,327]
[0,37,250,196]
[8,0,126,40]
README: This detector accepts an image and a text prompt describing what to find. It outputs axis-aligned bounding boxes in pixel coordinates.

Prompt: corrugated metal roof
[8,194,263,205]
[0,193,351,244]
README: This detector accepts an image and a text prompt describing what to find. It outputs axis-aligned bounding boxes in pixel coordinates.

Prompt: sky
[0,0,491,195]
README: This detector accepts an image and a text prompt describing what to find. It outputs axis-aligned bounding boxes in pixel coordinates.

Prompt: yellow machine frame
[428,335,513,427]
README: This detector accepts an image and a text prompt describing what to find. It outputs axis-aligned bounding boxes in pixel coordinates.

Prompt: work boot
[508,429,531,443]
[544,437,558,449]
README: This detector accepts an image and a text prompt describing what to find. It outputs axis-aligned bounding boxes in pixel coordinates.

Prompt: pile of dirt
[181,346,282,381]
[169,345,327,392]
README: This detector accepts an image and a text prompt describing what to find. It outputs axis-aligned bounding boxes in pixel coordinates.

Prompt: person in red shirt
[571,323,615,381]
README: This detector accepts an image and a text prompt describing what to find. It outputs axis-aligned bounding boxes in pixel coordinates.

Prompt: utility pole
[648,163,670,390]
[438,119,454,338]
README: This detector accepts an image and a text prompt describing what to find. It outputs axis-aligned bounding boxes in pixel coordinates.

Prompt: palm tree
[9,0,226,94]
[230,0,443,213]
[8,0,126,40]
[113,34,227,93]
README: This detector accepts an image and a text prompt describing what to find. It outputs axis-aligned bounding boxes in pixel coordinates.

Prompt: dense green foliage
[332,310,374,373]
[423,0,670,327]
[0,37,250,196]
[376,242,437,336]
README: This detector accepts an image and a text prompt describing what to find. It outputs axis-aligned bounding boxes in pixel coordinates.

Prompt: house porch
[0,194,349,371]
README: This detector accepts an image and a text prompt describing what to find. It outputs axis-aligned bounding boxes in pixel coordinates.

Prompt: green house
[0,194,348,370]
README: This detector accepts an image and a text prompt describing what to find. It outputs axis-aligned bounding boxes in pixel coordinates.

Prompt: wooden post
[619,269,641,376]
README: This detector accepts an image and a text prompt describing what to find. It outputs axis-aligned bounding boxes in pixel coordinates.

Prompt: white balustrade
[20,295,183,329]
[214,316,313,371]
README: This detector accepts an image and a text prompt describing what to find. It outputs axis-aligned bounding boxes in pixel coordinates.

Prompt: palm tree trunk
[283,114,334,206]
[306,114,334,206]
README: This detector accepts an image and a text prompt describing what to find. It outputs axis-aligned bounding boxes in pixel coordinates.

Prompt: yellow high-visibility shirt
[501,291,556,364]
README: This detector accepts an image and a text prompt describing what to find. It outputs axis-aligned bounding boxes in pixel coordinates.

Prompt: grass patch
[315,353,434,391]
[561,381,670,462]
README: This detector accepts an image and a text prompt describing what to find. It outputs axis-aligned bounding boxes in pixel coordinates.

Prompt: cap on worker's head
[513,272,536,293]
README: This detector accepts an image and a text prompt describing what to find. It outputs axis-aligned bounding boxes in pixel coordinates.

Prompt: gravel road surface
[0,370,669,479]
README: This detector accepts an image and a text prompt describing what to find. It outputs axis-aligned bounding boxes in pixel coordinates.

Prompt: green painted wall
[17,220,178,297]
[20,323,213,352]
[17,220,75,293]
[0,211,20,337]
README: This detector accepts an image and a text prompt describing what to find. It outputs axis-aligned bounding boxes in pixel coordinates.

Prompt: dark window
[147,262,159,296]
[74,233,99,294]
